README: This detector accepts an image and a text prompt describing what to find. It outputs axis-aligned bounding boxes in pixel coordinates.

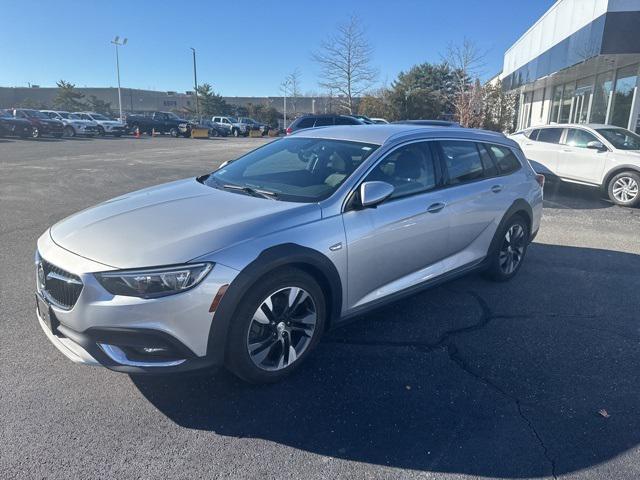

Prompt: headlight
[95,263,213,298]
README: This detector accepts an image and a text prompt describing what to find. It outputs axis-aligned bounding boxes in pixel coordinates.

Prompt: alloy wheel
[499,224,526,275]
[612,176,639,203]
[246,286,317,371]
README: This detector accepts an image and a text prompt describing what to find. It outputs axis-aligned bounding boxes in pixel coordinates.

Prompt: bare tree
[283,69,302,114]
[312,15,377,114]
[443,39,485,127]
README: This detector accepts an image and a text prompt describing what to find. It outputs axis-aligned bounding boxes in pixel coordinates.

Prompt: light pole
[281,79,291,130]
[111,36,127,121]
[190,48,199,118]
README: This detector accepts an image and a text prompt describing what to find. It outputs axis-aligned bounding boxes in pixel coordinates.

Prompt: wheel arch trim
[603,166,640,190]
[205,243,342,363]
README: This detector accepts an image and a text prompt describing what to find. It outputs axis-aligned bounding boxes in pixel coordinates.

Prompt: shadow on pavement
[132,243,640,478]
[543,179,611,210]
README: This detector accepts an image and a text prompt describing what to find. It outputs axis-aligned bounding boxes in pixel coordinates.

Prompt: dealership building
[501,0,640,133]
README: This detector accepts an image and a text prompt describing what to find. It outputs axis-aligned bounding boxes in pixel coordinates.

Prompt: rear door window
[478,144,499,177]
[536,128,563,144]
[438,141,485,185]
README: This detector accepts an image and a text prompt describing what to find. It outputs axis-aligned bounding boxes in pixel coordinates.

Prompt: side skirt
[335,257,487,326]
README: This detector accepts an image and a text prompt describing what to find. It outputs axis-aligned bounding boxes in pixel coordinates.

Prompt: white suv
[41,110,99,138]
[511,124,640,207]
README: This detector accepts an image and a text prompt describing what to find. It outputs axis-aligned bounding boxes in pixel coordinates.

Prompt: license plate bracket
[36,294,58,333]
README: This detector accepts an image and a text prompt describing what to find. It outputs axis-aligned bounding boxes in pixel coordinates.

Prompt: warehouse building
[501,0,640,133]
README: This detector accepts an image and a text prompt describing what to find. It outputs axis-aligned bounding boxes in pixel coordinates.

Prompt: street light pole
[111,36,127,121]
[281,79,291,130]
[190,47,199,118]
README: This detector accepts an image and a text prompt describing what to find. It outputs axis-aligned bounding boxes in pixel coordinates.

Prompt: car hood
[49,178,320,269]
[101,121,124,126]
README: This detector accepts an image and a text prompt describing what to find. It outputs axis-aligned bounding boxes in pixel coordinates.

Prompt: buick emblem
[37,262,46,289]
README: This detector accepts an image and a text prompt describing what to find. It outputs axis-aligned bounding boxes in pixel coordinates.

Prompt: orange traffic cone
[134,127,140,139]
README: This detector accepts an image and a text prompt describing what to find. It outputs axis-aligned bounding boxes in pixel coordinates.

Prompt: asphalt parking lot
[1,135,639,480]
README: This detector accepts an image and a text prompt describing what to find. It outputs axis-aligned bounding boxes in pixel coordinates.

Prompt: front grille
[39,258,83,309]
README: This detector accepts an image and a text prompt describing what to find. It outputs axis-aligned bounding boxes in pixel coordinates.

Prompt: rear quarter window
[487,144,521,174]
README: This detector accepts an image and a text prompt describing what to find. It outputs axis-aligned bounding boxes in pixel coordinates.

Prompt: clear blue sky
[1,0,555,96]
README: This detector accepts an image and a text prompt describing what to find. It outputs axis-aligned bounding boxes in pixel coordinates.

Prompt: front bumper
[35,231,240,373]
[104,125,125,134]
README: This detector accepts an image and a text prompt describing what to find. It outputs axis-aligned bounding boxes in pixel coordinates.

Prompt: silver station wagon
[35,125,544,383]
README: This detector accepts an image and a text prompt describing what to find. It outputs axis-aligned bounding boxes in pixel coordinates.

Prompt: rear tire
[607,171,640,207]
[483,215,529,282]
[169,127,178,137]
[226,268,326,384]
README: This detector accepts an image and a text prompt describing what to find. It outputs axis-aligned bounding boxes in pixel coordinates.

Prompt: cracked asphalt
[1,136,640,479]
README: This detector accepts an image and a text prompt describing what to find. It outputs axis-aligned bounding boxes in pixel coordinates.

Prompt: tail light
[535,174,545,188]
[285,127,292,135]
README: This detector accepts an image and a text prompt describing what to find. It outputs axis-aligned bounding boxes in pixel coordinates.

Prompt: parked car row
[0,108,127,139]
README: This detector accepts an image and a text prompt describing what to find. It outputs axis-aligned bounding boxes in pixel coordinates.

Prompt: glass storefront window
[559,82,575,124]
[573,77,594,124]
[590,70,614,124]
[610,64,639,128]
[550,85,563,123]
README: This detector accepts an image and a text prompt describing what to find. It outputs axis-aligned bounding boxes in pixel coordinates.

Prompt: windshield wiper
[221,183,278,200]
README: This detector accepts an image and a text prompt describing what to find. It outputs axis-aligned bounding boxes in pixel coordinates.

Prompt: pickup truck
[212,116,249,137]
[125,111,193,137]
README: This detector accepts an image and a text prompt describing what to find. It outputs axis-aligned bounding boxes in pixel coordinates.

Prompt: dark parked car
[393,120,461,127]
[12,109,64,138]
[237,117,270,135]
[0,109,33,138]
[124,111,193,137]
[286,114,365,134]
[198,119,230,137]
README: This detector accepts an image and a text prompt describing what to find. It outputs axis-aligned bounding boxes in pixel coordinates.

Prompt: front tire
[226,268,326,384]
[169,127,179,137]
[64,126,75,138]
[232,128,239,137]
[607,171,640,207]
[484,215,529,282]
[97,126,105,136]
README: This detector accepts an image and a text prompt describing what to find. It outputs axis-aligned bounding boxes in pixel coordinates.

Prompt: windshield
[57,112,71,119]
[91,113,109,121]
[205,137,379,202]
[165,112,180,119]
[228,116,238,123]
[68,113,82,120]
[596,128,640,150]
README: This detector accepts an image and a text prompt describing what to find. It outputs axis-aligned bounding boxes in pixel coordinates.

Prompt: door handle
[491,185,503,193]
[426,202,446,213]
[525,142,533,146]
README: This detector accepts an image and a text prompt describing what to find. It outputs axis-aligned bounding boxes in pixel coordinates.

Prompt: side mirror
[360,181,394,208]
[587,140,606,151]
